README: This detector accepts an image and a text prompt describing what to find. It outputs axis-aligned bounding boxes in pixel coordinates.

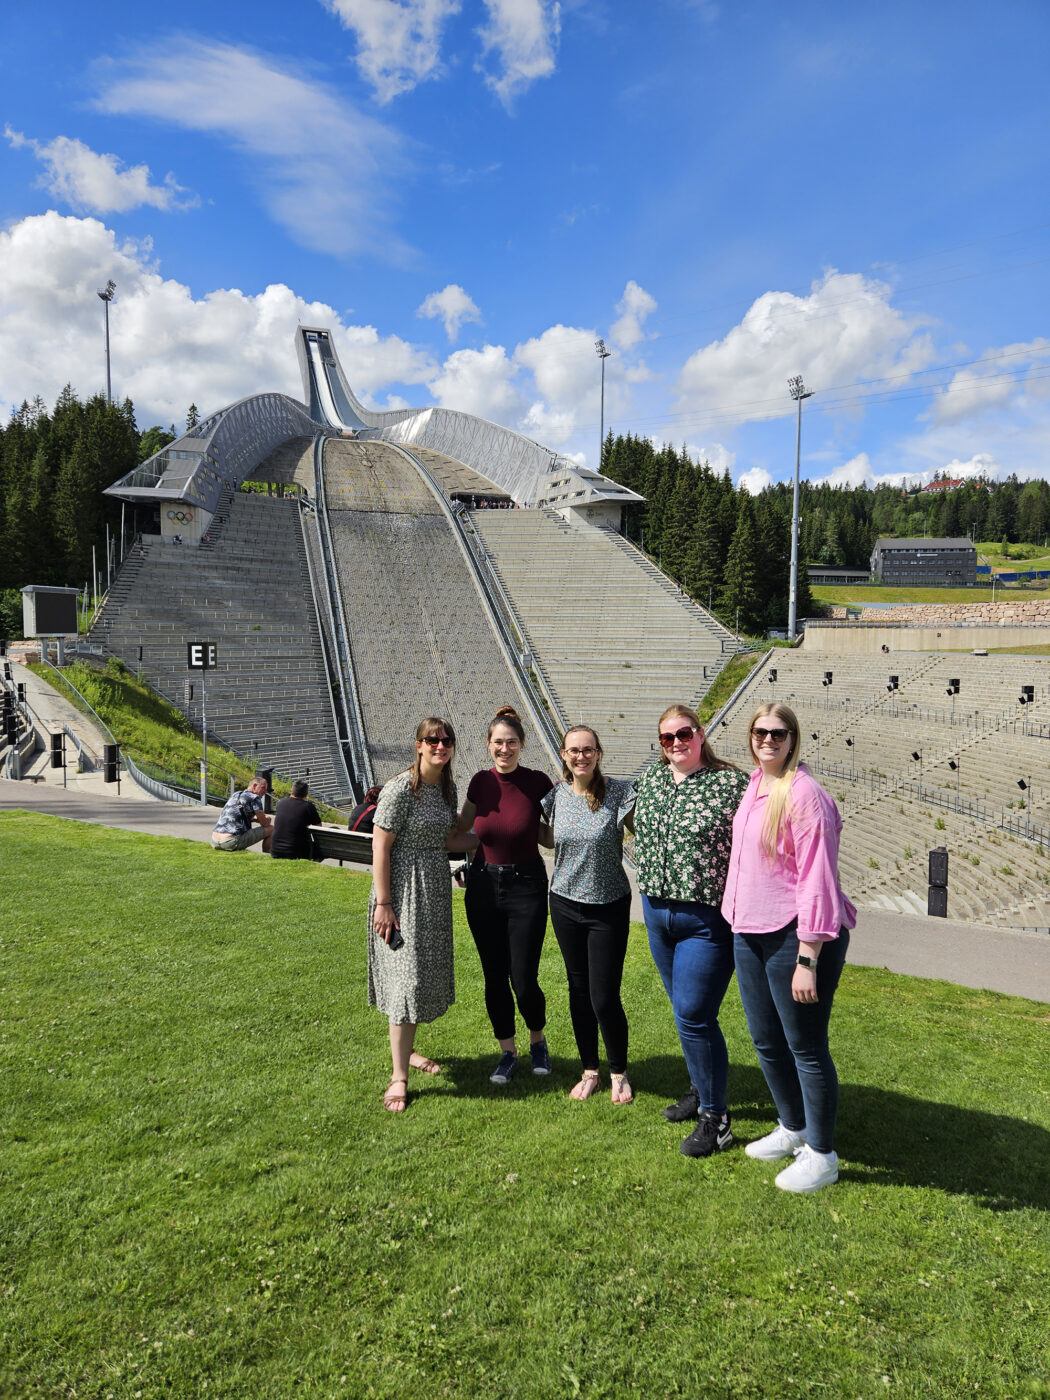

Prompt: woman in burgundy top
[458,706,554,1085]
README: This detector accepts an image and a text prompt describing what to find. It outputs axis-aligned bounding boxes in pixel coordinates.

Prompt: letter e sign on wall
[187,642,217,669]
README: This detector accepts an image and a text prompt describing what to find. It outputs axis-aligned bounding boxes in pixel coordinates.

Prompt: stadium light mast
[595,339,611,470]
[97,280,116,403]
[787,375,813,639]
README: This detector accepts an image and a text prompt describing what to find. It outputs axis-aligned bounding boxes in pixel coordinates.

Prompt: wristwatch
[796,954,818,969]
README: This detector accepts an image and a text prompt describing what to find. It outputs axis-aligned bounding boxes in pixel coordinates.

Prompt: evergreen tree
[718,497,763,633]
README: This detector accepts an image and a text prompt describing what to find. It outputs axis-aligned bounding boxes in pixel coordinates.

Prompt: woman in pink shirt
[722,703,855,1194]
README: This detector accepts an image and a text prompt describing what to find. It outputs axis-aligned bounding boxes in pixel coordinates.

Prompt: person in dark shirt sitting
[270,780,322,860]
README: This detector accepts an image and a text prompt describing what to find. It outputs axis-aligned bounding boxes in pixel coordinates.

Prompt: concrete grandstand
[709,647,1050,930]
[97,325,740,795]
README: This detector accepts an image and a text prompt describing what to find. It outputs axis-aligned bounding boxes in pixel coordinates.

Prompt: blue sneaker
[490,1051,518,1084]
[529,1039,552,1075]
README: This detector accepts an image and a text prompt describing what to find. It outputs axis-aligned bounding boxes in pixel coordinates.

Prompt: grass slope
[811,585,1050,606]
[2,813,1049,1399]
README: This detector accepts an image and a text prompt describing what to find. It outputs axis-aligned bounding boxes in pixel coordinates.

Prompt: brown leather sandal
[383,1077,409,1112]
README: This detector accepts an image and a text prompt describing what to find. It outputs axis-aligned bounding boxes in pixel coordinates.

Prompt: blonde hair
[560,725,606,813]
[657,703,739,773]
[747,702,802,859]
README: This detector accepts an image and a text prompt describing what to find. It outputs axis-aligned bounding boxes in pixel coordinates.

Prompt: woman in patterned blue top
[540,725,636,1105]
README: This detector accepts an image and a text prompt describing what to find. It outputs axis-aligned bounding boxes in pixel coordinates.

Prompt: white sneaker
[745,1123,807,1161]
[775,1144,839,1194]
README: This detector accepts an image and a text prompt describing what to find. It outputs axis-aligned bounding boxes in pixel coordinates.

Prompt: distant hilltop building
[870,537,978,587]
[921,478,965,493]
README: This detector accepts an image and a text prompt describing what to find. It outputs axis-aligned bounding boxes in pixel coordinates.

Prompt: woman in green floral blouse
[633,703,749,1160]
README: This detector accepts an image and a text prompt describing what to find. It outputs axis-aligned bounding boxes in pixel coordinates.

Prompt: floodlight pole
[787,376,813,639]
[97,280,116,403]
[595,339,611,470]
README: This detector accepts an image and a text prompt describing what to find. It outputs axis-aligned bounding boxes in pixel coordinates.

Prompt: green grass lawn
[811,584,1050,606]
[2,813,1049,1399]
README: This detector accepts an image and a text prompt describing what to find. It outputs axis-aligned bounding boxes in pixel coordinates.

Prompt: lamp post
[595,338,611,470]
[911,748,923,796]
[948,758,961,813]
[946,677,960,724]
[810,730,820,774]
[97,280,116,403]
[822,669,833,712]
[1018,777,1032,838]
[787,375,813,639]
[845,736,855,782]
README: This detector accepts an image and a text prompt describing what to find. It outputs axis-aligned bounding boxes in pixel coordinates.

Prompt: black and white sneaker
[680,1109,733,1158]
[529,1038,552,1075]
[490,1052,519,1084]
[663,1086,700,1122]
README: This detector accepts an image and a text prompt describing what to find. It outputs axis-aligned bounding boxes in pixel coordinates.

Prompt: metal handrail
[389,444,563,764]
[33,656,202,803]
[296,488,357,800]
[312,434,374,790]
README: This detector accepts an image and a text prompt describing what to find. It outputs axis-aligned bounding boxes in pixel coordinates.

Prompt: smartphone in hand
[388,929,405,950]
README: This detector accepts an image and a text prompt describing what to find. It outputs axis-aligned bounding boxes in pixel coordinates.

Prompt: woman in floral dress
[633,704,748,1158]
[369,717,478,1112]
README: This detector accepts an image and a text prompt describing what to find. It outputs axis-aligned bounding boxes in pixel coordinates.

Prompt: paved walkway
[3,779,1049,1004]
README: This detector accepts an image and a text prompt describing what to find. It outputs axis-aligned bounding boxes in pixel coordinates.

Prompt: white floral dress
[367,773,456,1024]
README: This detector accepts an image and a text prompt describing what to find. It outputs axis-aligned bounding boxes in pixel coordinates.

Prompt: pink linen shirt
[721,765,856,942]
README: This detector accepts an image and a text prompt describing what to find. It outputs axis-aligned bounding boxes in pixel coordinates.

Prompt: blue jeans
[642,894,735,1115]
[733,925,849,1154]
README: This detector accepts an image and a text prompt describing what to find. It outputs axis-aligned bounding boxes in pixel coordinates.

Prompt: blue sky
[2,0,1049,490]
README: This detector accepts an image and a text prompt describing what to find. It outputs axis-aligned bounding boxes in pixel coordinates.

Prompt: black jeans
[465,859,549,1041]
[549,891,630,1074]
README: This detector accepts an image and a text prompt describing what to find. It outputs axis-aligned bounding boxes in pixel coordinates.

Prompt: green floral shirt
[634,762,750,903]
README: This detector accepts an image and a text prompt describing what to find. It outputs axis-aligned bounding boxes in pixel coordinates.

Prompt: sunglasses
[658,725,697,748]
[422,735,454,747]
[751,727,791,743]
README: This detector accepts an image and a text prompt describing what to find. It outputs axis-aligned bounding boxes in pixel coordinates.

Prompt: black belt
[480,859,544,876]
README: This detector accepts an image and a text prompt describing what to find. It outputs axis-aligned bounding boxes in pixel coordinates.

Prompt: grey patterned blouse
[540,777,636,905]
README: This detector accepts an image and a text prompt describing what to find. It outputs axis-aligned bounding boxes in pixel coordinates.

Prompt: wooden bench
[308,824,464,870]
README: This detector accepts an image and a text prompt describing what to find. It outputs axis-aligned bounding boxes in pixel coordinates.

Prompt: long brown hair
[488,705,525,744]
[560,725,607,812]
[408,715,457,810]
[747,702,802,859]
[657,703,739,772]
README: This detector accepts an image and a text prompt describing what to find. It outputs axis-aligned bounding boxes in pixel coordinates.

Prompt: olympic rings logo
[166,509,195,523]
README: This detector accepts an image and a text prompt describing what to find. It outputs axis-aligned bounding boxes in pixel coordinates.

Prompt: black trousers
[549,890,630,1075]
[465,859,549,1041]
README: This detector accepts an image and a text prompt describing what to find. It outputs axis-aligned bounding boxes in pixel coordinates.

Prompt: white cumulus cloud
[93,38,412,262]
[321,0,462,101]
[930,339,1050,425]
[676,269,935,424]
[0,212,433,425]
[477,0,561,106]
[5,127,196,214]
[610,279,657,351]
[428,344,524,420]
[416,283,483,341]
[814,450,1004,491]
[737,467,773,495]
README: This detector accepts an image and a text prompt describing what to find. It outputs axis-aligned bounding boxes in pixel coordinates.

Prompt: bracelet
[376,901,392,907]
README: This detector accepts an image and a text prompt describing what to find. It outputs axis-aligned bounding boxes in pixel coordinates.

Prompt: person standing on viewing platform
[269,779,321,860]
[722,704,855,1194]
[369,718,479,1113]
[541,726,636,1104]
[210,773,273,852]
[633,705,748,1158]
[458,706,555,1085]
